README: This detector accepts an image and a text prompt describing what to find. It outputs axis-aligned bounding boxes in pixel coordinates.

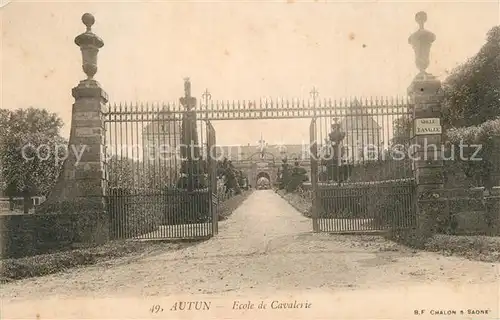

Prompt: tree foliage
[277,157,308,192]
[108,156,180,190]
[391,115,413,146]
[0,108,66,198]
[216,157,242,195]
[108,156,136,188]
[277,157,290,190]
[442,26,500,128]
[440,26,500,188]
[286,158,309,192]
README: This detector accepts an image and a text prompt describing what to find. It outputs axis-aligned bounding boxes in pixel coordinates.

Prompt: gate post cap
[408,11,436,74]
[415,11,427,26]
[82,13,95,30]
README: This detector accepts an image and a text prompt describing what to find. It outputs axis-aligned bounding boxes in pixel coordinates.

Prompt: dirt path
[2,190,499,319]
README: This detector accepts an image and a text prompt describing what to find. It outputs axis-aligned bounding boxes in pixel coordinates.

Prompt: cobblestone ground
[2,190,499,319]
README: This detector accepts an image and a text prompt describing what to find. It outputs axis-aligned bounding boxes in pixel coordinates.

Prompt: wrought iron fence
[309,97,417,233]
[104,103,217,240]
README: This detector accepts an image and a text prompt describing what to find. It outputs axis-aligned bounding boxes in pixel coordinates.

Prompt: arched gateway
[256,171,271,183]
[37,12,438,244]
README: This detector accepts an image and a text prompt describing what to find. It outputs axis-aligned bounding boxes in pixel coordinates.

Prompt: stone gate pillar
[407,11,446,244]
[37,13,109,245]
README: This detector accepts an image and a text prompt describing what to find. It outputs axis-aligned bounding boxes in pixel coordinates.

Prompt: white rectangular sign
[415,118,442,135]
[75,127,100,137]
[74,112,98,121]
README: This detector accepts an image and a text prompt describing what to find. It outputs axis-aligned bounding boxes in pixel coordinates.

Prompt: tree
[391,115,413,146]
[442,26,500,128]
[216,157,241,195]
[0,108,66,212]
[237,170,248,190]
[278,157,290,190]
[108,156,136,188]
[440,26,500,189]
[285,158,309,192]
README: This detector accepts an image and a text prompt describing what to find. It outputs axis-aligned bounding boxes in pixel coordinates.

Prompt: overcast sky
[2,0,499,145]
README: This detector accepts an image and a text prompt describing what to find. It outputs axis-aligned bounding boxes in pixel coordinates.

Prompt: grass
[424,234,500,263]
[1,240,186,283]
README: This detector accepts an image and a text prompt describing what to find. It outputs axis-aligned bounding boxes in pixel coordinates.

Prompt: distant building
[142,109,182,162]
[215,141,310,163]
[337,100,383,163]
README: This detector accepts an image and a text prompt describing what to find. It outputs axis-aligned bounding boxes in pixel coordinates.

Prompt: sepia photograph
[1,0,499,319]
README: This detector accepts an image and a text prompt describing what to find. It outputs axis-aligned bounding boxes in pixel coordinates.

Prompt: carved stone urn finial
[74,13,104,80]
[82,13,95,32]
[180,77,196,111]
[408,11,436,74]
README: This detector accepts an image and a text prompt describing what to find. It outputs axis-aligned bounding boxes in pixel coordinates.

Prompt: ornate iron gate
[308,98,417,233]
[105,102,218,240]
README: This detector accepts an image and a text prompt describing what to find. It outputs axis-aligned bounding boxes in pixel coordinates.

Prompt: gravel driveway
[2,190,499,319]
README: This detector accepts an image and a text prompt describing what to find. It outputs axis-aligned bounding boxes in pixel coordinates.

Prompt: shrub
[108,187,163,238]
[1,213,78,259]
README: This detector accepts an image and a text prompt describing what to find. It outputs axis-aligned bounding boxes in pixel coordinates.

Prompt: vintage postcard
[1,0,499,319]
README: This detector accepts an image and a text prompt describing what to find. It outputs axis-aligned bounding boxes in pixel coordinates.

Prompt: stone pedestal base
[408,72,445,246]
[36,80,109,245]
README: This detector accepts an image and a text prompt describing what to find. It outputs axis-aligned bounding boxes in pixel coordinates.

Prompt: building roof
[338,116,381,131]
[142,107,181,136]
[216,144,309,161]
[337,99,381,130]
